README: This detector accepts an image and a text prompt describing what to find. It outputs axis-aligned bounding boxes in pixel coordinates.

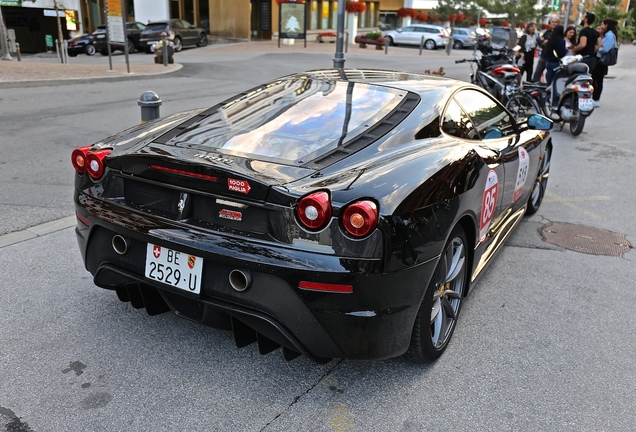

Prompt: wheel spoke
[444,289,461,300]
[446,243,465,283]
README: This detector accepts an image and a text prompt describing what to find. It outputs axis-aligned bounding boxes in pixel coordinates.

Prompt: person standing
[531,16,560,82]
[591,18,618,107]
[518,22,538,82]
[572,12,599,72]
[564,26,577,56]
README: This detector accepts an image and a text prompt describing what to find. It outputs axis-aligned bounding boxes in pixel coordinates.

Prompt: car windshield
[167,78,405,163]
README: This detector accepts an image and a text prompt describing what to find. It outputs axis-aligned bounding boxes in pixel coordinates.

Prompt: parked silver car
[383,24,449,50]
[451,27,477,49]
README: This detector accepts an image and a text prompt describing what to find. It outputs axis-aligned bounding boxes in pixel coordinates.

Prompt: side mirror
[527,114,553,131]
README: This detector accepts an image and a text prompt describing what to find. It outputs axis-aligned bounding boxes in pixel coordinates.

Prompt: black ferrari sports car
[72,69,552,363]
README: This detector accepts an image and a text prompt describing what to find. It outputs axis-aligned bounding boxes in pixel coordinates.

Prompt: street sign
[551,0,561,12]
[106,0,122,16]
[107,15,125,43]
[45,34,53,48]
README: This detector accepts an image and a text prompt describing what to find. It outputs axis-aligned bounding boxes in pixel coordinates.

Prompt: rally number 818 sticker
[479,169,499,241]
[513,147,529,202]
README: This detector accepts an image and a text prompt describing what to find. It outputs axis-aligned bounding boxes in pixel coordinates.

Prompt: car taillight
[296,191,332,231]
[71,146,92,174]
[85,149,111,179]
[493,66,521,74]
[341,200,378,238]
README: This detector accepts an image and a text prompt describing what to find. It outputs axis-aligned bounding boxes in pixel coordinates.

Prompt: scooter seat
[523,82,547,89]
[567,63,588,75]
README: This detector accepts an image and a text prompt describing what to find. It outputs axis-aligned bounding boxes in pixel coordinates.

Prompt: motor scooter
[456,42,521,105]
[524,55,594,136]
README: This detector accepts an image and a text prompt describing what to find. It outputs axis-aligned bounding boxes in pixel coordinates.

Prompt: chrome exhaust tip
[228,269,252,292]
[112,235,128,255]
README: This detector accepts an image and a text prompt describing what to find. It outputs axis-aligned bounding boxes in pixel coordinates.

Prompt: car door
[454,89,540,230]
[441,93,505,243]
[395,26,415,45]
[180,20,197,45]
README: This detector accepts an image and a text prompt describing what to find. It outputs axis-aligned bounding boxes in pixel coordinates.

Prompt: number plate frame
[579,98,594,111]
[144,243,203,294]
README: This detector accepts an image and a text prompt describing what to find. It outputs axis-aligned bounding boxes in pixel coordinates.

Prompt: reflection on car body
[71,69,552,363]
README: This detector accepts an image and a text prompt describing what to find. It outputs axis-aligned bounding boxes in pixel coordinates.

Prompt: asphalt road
[1,44,636,431]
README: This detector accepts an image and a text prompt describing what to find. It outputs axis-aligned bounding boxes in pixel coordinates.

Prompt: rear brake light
[71,146,92,174]
[296,191,332,231]
[149,164,218,181]
[493,66,521,74]
[85,149,111,179]
[341,200,378,238]
[299,281,353,294]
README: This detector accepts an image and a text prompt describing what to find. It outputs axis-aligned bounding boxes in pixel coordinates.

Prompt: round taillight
[342,200,378,238]
[85,149,112,180]
[296,191,332,231]
[71,146,92,174]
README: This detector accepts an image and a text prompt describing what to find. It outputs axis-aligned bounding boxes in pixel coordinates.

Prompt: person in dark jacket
[531,16,560,82]
[544,25,567,87]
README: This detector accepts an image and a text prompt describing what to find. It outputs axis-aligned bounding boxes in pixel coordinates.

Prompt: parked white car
[383,24,449,50]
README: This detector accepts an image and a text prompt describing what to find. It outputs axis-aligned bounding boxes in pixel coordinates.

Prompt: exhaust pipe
[229,269,252,292]
[112,235,128,255]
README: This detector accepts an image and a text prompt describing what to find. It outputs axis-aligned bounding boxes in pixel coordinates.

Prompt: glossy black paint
[73,69,552,361]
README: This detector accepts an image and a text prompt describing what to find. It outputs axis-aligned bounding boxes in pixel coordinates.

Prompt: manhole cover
[541,222,631,257]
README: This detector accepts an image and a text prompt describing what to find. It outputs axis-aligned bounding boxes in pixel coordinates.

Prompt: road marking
[0,215,75,249]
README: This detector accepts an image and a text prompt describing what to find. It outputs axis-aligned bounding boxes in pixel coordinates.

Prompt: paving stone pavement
[0,39,429,83]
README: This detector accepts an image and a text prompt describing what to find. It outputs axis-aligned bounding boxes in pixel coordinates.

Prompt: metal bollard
[138,91,162,123]
[16,43,21,61]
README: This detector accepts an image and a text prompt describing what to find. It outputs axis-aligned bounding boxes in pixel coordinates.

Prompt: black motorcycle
[456,42,522,106]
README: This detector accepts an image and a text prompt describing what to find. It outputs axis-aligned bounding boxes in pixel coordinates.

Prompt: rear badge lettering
[228,178,251,194]
[479,169,499,242]
[219,209,243,221]
[194,153,234,166]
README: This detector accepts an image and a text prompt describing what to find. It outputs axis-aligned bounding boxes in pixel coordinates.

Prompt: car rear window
[166,78,405,163]
[145,23,169,30]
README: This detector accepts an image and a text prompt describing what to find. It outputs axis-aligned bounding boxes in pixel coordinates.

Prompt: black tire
[127,40,135,54]
[569,97,586,136]
[173,36,183,52]
[85,45,96,56]
[100,50,109,56]
[68,53,78,57]
[406,224,468,363]
[386,36,395,46]
[424,39,436,50]
[505,93,540,119]
[453,40,463,49]
[526,145,551,215]
[197,33,208,47]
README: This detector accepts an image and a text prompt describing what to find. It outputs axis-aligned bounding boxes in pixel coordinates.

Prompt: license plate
[579,98,594,111]
[145,243,203,294]
[96,35,105,39]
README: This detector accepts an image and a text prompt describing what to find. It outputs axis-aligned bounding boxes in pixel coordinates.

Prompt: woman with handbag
[591,18,618,107]
[517,23,538,82]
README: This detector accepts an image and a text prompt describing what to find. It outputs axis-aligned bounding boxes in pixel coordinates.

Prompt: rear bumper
[75,200,437,361]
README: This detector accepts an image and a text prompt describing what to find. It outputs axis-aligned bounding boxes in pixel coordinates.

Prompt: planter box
[317,36,336,43]
[354,36,385,49]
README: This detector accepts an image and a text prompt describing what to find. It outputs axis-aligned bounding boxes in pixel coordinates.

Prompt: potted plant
[345,1,367,14]
[354,31,385,49]
[151,39,176,64]
[317,32,337,43]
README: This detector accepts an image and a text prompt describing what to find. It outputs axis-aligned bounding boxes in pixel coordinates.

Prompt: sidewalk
[0,39,429,83]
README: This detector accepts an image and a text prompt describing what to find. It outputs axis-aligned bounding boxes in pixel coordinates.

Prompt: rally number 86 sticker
[479,169,499,241]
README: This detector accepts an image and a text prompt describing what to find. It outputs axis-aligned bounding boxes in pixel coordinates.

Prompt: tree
[475,0,550,47]
[1,0,36,60]
[590,0,634,43]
